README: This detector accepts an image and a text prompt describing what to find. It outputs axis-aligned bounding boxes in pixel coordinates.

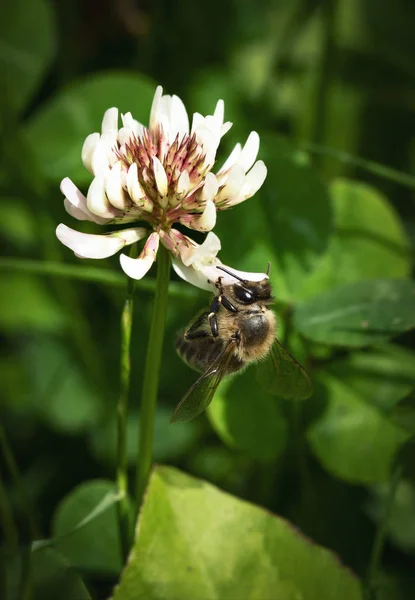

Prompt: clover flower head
[56,85,268,288]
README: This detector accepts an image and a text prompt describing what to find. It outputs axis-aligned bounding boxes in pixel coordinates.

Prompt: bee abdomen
[176,330,222,373]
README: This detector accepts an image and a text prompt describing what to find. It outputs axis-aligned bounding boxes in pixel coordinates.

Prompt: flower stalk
[136,244,171,509]
[116,251,136,560]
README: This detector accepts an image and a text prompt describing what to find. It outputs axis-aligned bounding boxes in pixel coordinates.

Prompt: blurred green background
[1,0,415,598]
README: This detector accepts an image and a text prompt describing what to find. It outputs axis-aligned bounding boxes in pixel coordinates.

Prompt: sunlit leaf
[112,466,363,600]
[308,374,410,484]
[294,279,415,347]
[327,344,415,412]
[299,179,411,298]
[24,71,155,184]
[207,371,288,462]
[52,480,122,575]
[0,0,56,115]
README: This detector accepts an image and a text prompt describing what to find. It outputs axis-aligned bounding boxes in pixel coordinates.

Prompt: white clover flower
[56,86,268,288]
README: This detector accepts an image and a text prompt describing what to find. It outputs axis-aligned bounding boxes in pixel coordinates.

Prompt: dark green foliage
[1,0,415,598]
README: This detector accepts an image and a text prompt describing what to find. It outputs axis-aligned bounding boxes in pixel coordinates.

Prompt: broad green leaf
[308,374,410,484]
[294,278,415,347]
[52,480,122,575]
[207,371,288,461]
[299,179,411,298]
[259,134,333,300]
[0,0,55,115]
[24,338,103,433]
[327,344,415,412]
[24,71,155,184]
[30,548,91,600]
[112,466,363,600]
[0,275,66,332]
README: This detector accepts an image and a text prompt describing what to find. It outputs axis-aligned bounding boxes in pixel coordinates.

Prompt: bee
[171,265,312,423]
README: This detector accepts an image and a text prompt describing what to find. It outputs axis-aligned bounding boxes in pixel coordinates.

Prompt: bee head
[216,265,273,305]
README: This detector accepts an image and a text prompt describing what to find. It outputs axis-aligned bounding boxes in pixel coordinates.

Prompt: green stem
[135,245,171,509]
[116,268,136,561]
[365,465,403,599]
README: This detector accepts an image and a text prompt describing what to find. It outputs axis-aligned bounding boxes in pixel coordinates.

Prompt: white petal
[169,95,189,140]
[199,173,219,201]
[179,231,221,266]
[217,143,242,176]
[87,176,120,219]
[172,260,217,292]
[213,99,224,127]
[187,200,216,232]
[64,198,90,221]
[115,227,148,245]
[216,265,269,286]
[149,86,163,130]
[105,162,130,210]
[120,254,154,279]
[191,112,204,134]
[90,138,112,175]
[101,107,119,135]
[119,232,160,280]
[60,177,109,224]
[176,170,190,196]
[221,121,232,136]
[152,156,168,197]
[81,133,100,173]
[232,160,267,206]
[216,163,245,202]
[238,132,260,172]
[56,224,124,259]
[127,163,145,203]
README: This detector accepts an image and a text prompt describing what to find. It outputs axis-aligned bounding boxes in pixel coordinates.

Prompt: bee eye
[234,286,254,303]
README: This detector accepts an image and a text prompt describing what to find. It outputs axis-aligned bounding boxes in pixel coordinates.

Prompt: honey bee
[171,265,312,423]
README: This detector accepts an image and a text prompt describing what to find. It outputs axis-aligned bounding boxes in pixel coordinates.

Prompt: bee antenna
[216,265,247,283]
[266,262,271,276]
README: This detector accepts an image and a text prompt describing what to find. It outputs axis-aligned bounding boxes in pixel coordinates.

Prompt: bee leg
[221,295,238,313]
[185,312,210,340]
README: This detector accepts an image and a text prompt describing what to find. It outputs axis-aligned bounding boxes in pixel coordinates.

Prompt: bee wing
[171,337,238,424]
[256,337,313,400]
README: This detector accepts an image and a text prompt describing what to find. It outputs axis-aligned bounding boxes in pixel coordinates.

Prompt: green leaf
[307,374,410,484]
[327,344,415,413]
[24,71,155,184]
[0,0,56,115]
[52,480,122,575]
[0,275,66,333]
[30,548,91,600]
[299,179,411,298]
[207,371,288,461]
[112,466,363,600]
[259,134,333,300]
[294,278,415,347]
